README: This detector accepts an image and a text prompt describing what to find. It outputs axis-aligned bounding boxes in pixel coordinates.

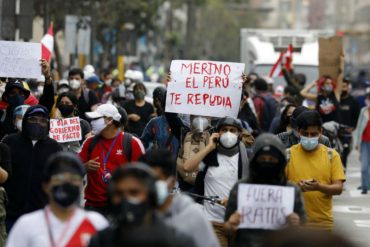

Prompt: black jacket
[2,106,62,219]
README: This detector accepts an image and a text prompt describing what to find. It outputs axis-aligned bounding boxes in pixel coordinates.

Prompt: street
[334,151,370,247]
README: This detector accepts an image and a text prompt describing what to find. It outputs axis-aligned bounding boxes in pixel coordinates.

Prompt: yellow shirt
[285,144,346,230]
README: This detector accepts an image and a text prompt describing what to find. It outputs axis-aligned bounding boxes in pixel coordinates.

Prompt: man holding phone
[285,110,346,230]
[183,117,249,247]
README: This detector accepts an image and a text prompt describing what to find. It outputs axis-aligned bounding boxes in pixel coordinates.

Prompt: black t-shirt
[77,89,99,120]
[316,92,342,123]
[339,95,360,128]
[123,100,154,137]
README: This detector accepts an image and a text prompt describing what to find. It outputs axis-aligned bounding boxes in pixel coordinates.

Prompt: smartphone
[213,137,219,143]
[303,179,315,184]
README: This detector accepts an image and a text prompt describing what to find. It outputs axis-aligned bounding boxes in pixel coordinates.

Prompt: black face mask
[111,198,149,226]
[58,104,75,117]
[23,123,48,140]
[8,94,25,108]
[51,183,80,208]
[253,161,283,184]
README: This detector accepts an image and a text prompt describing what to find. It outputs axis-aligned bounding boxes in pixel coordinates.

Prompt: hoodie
[224,134,306,247]
[2,105,62,220]
[161,194,220,247]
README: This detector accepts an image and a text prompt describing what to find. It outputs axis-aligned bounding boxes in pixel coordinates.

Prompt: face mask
[23,123,48,140]
[111,198,149,225]
[91,118,107,135]
[134,90,145,100]
[192,117,209,133]
[15,119,22,131]
[322,85,333,92]
[8,95,25,108]
[105,79,112,87]
[254,161,282,182]
[156,177,173,206]
[69,79,81,90]
[51,183,80,208]
[300,136,319,151]
[58,104,74,117]
[220,131,238,148]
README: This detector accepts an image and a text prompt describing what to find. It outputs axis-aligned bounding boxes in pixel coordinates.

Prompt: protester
[354,96,370,194]
[12,104,30,132]
[224,133,305,247]
[268,96,297,134]
[123,70,145,101]
[88,163,195,247]
[2,105,63,231]
[56,79,70,95]
[140,149,220,247]
[97,68,113,103]
[252,78,278,132]
[285,110,345,230]
[86,74,103,95]
[123,82,155,136]
[238,86,259,137]
[184,117,249,247]
[79,104,145,215]
[140,87,186,154]
[177,115,211,190]
[338,77,360,169]
[300,76,343,123]
[68,68,99,120]
[0,143,11,246]
[277,106,331,148]
[275,104,296,134]
[54,92,92,152]
[6,152,108,247]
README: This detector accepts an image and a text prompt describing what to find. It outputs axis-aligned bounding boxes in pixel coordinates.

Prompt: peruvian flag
[269,44,293,78]
[41,23,54,62]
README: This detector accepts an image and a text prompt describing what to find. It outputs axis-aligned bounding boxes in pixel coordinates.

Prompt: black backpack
[87,132,133,161]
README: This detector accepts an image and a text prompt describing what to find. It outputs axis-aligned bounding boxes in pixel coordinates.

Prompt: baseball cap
[86,74,103,85]
[85,104,121,121]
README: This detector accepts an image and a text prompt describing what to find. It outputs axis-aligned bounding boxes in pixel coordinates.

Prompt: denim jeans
[361,142,370,191]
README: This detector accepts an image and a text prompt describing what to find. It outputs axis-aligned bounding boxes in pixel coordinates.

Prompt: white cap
[85,104,121,121]
[124,70,144,83]
[58,79,69,87]
[84,64,95,79]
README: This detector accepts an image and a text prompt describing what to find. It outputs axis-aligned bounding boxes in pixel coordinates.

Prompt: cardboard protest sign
[237,184,294,230]
[0,41,41,79]
[319,36,343,79]
[49,117,82,143]
[165,60,245,118]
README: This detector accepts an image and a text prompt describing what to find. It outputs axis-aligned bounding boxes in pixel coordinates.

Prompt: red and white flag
[41,23,54,62]
[269,44,293,78]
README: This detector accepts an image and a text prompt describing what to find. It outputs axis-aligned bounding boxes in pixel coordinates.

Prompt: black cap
[2,79,31,101]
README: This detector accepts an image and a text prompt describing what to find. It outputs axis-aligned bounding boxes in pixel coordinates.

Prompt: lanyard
[100,132,120,172]
[44,207,76,247]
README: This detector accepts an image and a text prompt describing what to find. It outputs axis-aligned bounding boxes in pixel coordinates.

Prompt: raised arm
[300,80,318,101]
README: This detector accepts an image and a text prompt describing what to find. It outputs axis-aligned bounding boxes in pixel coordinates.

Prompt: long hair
[317,75,336,93]
[276,104,296,134]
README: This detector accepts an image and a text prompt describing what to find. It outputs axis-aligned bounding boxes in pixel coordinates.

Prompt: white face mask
[69,79,81,90]
[155,177,173,206]
[220,131,238,148]
[192,117,209,133]
[16,120,22,131]
[91,118,107,135]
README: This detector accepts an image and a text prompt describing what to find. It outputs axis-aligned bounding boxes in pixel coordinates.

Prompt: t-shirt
[203,153,239,223]
[78,89,99,120]
[123,100,154,136]
[6,207,108,247]
[339,95,360,128]
[285,144,346,230]
[316,93,341,123]
[79,132,145,207]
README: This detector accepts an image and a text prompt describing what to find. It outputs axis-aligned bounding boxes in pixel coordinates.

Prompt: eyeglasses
[27,116,49,126]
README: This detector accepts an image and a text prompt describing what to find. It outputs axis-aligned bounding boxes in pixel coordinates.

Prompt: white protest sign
[0,41,41,79]
[49,117,82,143]
[237,184,295,230]
[165,60,245,118]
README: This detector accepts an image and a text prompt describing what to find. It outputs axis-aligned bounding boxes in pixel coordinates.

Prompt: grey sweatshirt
[161,194,220,247]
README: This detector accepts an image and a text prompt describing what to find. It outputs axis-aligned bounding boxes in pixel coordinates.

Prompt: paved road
[334,151,370,247]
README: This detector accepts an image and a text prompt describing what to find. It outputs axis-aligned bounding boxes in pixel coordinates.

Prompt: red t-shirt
[362,119,370,142]
[79,132,145,207]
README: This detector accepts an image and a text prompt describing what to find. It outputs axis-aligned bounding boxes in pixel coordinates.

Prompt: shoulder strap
[328,148,333,161]
[286,148,291,163]
[122,132,133,162]
[87,135,100,160]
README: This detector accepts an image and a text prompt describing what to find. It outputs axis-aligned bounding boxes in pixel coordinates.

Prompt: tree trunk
[54,31,64,79]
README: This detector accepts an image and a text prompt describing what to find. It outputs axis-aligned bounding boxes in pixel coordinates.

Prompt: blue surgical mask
[300,136,319,151]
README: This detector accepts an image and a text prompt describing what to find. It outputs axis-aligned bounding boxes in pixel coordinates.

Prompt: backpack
[177,131,210,185]
[286,147,333,163]
[253,94,278,131]
[87,132,133,161]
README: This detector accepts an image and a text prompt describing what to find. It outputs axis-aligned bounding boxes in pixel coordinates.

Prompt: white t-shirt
[6,207,108,247]
[203,153,239,223]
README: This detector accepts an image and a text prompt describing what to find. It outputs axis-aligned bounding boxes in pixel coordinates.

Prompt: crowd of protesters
[0,58,364,247]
